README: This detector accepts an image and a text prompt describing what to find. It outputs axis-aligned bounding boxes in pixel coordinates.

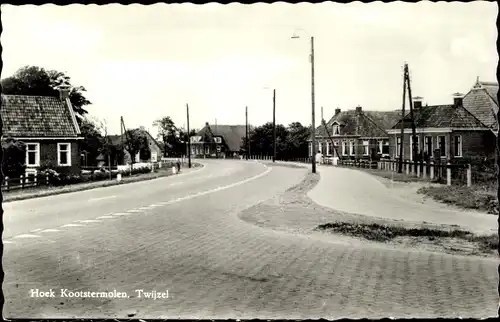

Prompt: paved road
[3,160,499,319]
[308,165,497,236]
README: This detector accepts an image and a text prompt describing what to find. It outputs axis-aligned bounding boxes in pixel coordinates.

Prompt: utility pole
[398,66,406,173]
[245,106,249,160]
[406,64,418,173]
[310,36,316,174]
[186,104,192,168]
[272,89,276,162]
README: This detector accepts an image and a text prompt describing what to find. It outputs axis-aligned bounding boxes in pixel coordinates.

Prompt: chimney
[413,96,423,109]
[452,92,464,107]
[58,84,71,100]
[355,105,362,114]
[205,122,209,127]
[335,108,341,115]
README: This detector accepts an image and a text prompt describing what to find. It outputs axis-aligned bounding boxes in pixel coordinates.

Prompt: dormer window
[214,137,222,144]
[332,122,340,135]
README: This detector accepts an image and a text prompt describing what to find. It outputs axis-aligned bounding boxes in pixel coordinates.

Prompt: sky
[1,2,498,136]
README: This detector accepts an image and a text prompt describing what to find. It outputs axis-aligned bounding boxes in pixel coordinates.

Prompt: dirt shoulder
[238,171,497,258]
[2,163,204,203]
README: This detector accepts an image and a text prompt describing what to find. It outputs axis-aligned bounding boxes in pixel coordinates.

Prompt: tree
[123,129,149,164]
[80,116,105,166]
[153,116,178,157]
[1,65,91,118]
[1,137,26,178]
[284,122,310,159]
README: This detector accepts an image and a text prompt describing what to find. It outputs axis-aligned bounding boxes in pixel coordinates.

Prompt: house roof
[107,128,162,149]
[462,80,498,129]
[317,109,401,138]
[1,94,81,138]
[391,103,486,129]
[196,124,248,151]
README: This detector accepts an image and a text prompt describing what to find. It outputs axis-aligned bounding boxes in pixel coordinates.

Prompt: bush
[1,138,26,178]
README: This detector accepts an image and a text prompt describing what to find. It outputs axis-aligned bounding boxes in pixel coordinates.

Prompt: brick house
[313,106,401,160]
[101,127,162,166]
[462,78,498,133]
[190,122,247,158]
[387,90,496,162]
[1,86,83,175]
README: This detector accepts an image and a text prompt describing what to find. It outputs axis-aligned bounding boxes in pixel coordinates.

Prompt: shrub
[1,137,26,178]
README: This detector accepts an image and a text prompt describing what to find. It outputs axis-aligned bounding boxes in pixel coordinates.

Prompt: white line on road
[30,228,42,232]
[40,229,61,233]
[127,210,144,213]
[4,240,15,244]
[88,195,117,202]
[158,165,271,206]
[61,224,85,227]
[112,212,132,216]
[96,216,115,219]
[14,234,41,238]
[79,220,102,223]
[149,204,163,207]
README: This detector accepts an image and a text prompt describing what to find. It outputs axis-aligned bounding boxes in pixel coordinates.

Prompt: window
[309,142,313,157]
[205,146,210,154]
[342,141,348,155]
[396,137,401,157]
[332,124,340,135]
[26,143,40,167]
[326,142,331,156]
[382,141,390,155]
[409,136,419,160]
[191,147,196,155]
[349,140,354,155]
[318,142,322,154]
[362,140,369,156]
[438,136,446,157]
[151,152,158,162]
[425,136,433,157]
[377,140,383,154]
[214,137,222,144]
[454,135,462,157]
[57,143,71,166]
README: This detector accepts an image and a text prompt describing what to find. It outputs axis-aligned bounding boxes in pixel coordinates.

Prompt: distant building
[190,122,248,158]
[313,106,401,160]
[1,86,83,175]
[98,127,161,166]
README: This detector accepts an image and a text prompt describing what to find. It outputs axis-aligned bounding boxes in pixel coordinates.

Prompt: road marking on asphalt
[40,229,61,233]
[4,240,15,244]
[14,234,41,238]
[61,224,85,227]
[149,204,163,207]
[138,206,153,210]
[96,215,115,219]
[30,228,42,232]
[112,212,133,216]
[158,164,271,206]
[127,209,144,213]
[79,220,102,223]
[88,195,117,202]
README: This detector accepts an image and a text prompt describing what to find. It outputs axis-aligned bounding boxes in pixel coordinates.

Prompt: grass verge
[355,168,430,183]
[316,221,498,255]
[417,185,498,215]
[3,162,203,203]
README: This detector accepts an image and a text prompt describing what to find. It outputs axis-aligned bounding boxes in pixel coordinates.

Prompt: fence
[338,159,475,187]
[2,160,181,192]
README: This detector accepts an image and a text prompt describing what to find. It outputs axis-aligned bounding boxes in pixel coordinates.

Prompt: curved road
[3,160,498,318]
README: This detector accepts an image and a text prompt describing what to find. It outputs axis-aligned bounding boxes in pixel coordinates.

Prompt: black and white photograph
[0,1,499,319]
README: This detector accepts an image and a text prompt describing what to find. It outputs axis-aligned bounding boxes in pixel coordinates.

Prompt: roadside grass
[2,162,203,203]
[417,185,498,215]
[315,222,498,254]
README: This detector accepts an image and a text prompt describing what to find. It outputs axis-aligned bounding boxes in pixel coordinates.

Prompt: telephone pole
[272,89,276,162]
[186,103,192,168]
[311,36,316,174]
[398,67,406,173]
[245,106,249,160]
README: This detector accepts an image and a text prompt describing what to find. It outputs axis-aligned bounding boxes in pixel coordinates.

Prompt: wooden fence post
[467,164,472,187]
[46,173,49,185]
[416,161,420,177]
[423,161,427,179]
[410,161,415,176]
[430,161,434,180]
[21,175,25,189]
[4,176,9,191]
[405,161,410,175]
[446,162,451,186]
